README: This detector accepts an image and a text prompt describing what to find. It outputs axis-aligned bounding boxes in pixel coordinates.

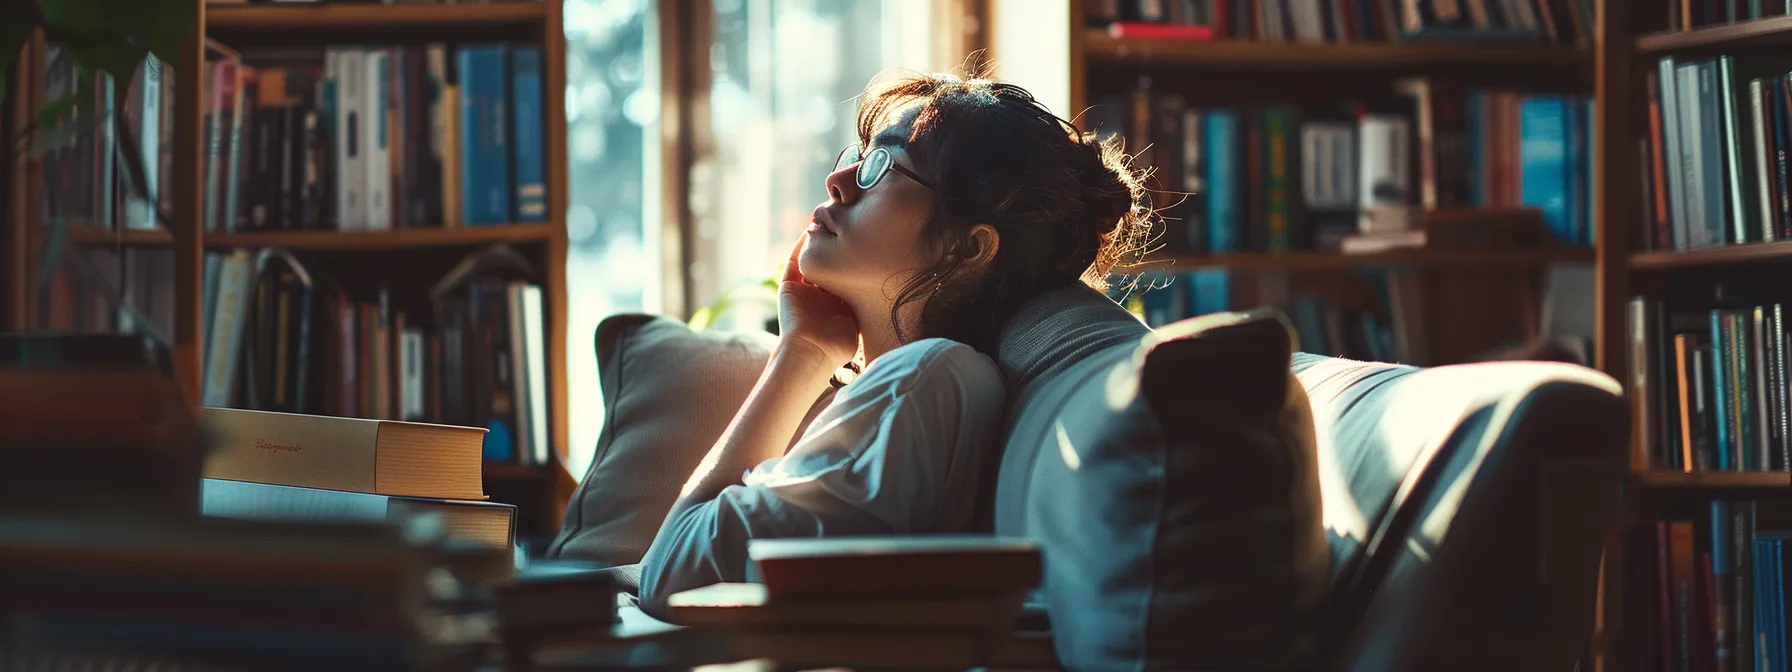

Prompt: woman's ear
[962,224,1000,270]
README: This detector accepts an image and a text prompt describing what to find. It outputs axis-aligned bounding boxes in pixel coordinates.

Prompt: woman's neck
[842,295,917,367]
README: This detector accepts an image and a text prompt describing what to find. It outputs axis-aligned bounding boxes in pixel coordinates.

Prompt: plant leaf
[42,0,160,42]
[145,0,194,68]
[63,40,146,86]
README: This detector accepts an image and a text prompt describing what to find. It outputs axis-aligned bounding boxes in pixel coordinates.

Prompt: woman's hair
[854,68,1155,356]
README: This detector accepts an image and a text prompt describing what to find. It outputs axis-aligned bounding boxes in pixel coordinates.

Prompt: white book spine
[364,49,392,232]
[335,48,366,231]
[520,284,549,467]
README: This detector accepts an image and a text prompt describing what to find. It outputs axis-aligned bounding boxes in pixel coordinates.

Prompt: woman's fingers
[783,233,809,285]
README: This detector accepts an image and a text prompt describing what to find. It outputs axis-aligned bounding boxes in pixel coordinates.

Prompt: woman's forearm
[670,339,837,507]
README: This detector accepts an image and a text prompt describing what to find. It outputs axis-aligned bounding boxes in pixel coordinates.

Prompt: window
[686,0,944,332]
[563,0,655,478]
[561,0,974,478]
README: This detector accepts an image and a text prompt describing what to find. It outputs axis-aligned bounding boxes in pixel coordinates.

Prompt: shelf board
[205,224,552,251]
[1637,16,1792,55]
[1082,31,1590,75]
[1142,247,1593,272]
[206,2,549,29]
[1634,470,1792,489]
[484,462,551,480]
[1629,241,1792,270]
[63,227,174,246]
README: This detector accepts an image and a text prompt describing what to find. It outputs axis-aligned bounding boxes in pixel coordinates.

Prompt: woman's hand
[778,234,860,368]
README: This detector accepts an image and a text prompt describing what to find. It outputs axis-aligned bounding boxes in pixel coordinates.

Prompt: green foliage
[687,277,779,332]
[4,0,193,342]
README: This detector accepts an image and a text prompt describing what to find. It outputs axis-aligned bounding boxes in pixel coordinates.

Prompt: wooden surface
[1633,470,1792,489]
[206,1,548,28]
[542,0,576,523]
[174,5,208,404]
[1630,240,1792,269]
[1144,248,1593,272]
[6,34,37,332]
[1636,14,1792,54]
[1083,31,1592,72]
[206,224,553,251]
[66,227,176,246]
[1591,4,1635,670]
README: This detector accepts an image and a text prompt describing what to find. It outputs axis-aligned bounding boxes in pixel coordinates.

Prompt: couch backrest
[991,286,1330,671]
[1293,353,1628,672]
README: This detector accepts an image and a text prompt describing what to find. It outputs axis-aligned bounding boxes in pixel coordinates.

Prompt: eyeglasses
[834,144,936,193]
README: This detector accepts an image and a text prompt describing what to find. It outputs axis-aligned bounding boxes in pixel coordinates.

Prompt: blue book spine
[1205,110,1239,253]
[1715,500,1735,670]
[510,46,546,223]
[1753,539,1773,672]
[1583,98,1598,246]
[1700,61,1731,245]
[1519,96,1571,245]
[1713,310,1734,470]
[1188,270,1230,318]
[458,45,511,226]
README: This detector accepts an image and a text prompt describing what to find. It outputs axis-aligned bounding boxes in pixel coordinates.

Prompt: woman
[636,69,1152,609]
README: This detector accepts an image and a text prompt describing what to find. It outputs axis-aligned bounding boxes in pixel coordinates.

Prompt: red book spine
[1106,22,1216,40]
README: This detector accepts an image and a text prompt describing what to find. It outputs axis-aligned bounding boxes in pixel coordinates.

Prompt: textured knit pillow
[993,287,1329,671]
[545,314,775,565]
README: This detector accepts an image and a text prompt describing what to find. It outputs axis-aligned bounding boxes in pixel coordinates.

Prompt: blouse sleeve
[635,338,1005,610]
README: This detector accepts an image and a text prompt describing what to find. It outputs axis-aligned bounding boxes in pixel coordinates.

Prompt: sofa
[547,284,1630,671]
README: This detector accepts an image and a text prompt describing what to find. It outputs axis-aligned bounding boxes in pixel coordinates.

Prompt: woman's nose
[825,164,859,204]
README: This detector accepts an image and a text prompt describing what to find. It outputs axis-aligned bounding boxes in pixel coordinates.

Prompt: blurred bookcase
[4,0,576,541]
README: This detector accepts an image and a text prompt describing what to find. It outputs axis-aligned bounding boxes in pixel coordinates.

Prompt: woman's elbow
[635,501,731,618]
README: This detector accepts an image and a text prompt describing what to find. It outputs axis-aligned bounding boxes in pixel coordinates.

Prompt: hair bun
[1073,132,1140,238]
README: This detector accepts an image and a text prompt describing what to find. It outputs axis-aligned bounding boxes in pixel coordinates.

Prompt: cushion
[993,286,1330,671]
[545,314,776,565]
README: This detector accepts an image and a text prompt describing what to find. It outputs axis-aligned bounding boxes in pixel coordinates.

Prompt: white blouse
[636,337,1006,608]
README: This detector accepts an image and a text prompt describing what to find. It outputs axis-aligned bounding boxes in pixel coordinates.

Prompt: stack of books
[196,406,517,552]
[665,536,1042,669]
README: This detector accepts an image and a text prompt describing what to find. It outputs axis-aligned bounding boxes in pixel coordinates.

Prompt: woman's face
[797,110,939,306]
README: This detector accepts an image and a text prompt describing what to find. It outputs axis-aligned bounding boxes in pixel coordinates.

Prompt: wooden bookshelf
[1633,470,1792,489]
[1629,240,1792,269]
[4,1,575,539]
[1147,248,1593,272]
[206,1,550,29]
[65,227,176,247]
[206,224,553,251]
[1084,31,1592,75]
[1635,14,1792,54]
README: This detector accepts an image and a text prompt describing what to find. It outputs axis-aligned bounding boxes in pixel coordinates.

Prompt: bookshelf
[5,0,577,540]
[1592,2,1792,671]
[991,0,1599,370]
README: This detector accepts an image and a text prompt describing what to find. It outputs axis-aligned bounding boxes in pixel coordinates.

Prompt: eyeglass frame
[834,144,937,194]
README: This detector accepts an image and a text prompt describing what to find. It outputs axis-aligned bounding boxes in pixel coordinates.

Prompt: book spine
[128,56,162,230]
[202,250,254,408]
[511,46,546,223]
[1720,57,1757,244]
[1206,109,1239,253]
[1700,61,1731,245]
[1518,95,1569,245]
[1752,79,1778,242]
[1264,107,1293,251]
[336,48,366,231]
[224,65,250,234]
[458,45,511,226]
[365,49,392,232]
[1712,311,1734,470]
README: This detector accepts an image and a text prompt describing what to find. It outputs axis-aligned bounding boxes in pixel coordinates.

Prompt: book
[666,582,1026,631]
[200,477,514,549]
[746,536,1041,599]
[198,406,487,500]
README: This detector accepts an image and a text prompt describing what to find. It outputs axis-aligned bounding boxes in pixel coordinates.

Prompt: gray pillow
[994,288,1329,671]
[545,314,775,565]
